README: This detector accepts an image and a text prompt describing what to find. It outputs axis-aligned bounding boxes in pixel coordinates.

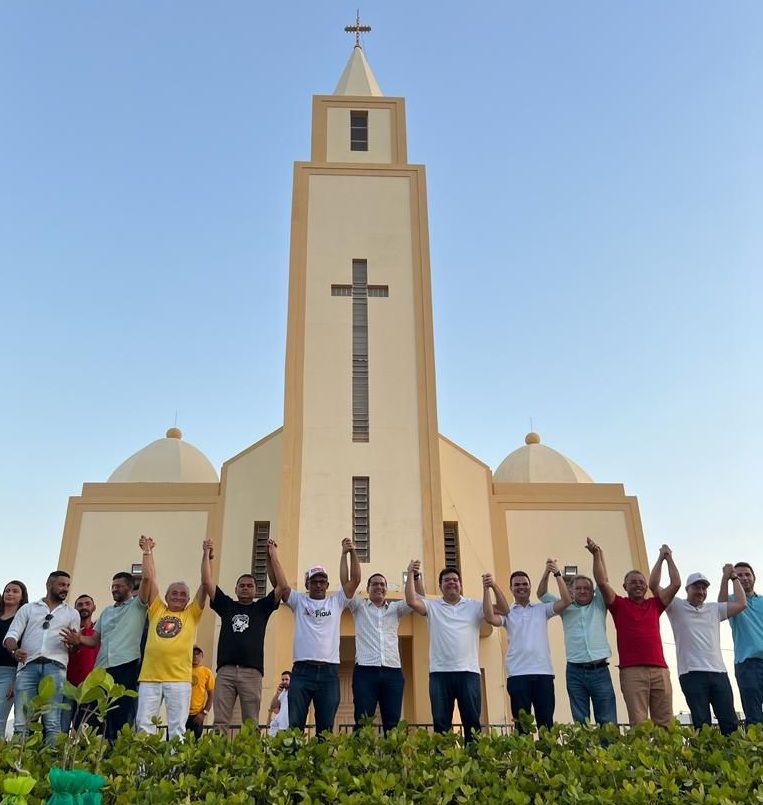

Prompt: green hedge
[2,722,762,804]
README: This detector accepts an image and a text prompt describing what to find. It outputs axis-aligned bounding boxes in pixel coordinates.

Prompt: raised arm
[138,535,159,605]
[722,564,748,616]
[546,559,572,614]
[649,544,680,607]
[491,578,511,616]
[482,574,504,626]
[341,538,361,598]
[268,540,289,602]
[587,538,616,605]
[405,560,427,615]
[536,564,552,600]
[194,539,213,609]
[202,536,215,599]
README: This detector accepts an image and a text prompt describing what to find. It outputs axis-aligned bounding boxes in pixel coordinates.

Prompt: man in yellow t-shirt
[135,535,212,740]
[186,645,215,739]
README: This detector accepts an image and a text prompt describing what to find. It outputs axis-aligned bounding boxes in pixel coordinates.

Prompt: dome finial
[166,427,183,439]
[525,432,541,445]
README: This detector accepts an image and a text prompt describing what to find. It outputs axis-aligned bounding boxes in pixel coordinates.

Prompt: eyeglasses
[42,614,54,630]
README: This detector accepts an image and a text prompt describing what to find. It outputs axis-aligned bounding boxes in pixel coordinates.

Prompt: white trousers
[136,681,191,741]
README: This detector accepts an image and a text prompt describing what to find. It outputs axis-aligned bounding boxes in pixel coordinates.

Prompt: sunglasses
[42,614,54,630]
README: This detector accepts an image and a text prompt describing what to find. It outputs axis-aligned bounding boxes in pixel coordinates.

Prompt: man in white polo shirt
[666,565,747,734]
[284,539,361,735]
[405,560,486,743]
[483,561,571,733]
[346,571,424,733]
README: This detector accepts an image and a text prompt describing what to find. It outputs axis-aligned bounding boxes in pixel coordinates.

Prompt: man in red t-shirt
[588,539,679,726]
[61,594,99,732]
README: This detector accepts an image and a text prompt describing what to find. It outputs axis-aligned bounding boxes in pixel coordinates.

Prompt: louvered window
[350,110,368,151]
[353,477,370,562]
[443,521,461,574]
[251,521,270,598]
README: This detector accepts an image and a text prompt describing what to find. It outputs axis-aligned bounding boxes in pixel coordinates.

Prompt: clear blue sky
[0,2,761,600]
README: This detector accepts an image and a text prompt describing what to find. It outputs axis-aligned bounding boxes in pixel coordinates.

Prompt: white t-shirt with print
[286,589,349,664]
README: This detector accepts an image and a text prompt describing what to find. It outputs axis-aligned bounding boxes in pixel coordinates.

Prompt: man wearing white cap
[665,565,747,734]
[283,539,361,734]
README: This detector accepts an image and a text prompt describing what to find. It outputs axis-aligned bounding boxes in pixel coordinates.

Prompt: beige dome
[108,428,219,483]
[493,433,593,484]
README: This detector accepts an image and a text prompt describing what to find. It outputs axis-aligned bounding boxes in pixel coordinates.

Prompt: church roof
[107,428,219,484]
[334,45,383,96]
[493,432,593,484]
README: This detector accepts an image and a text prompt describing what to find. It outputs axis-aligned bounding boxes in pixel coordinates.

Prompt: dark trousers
[566,663,618,725]
[429,671,482,744]
[288,661,340,735]
[507,674,555,733]
[185,715,204,740]
[104,659,140,741]
[679,671,738,735]
[352,665,404,734]
[735,658,763,725]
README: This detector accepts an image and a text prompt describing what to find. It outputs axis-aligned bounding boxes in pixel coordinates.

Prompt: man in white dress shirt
[347,571,424,733]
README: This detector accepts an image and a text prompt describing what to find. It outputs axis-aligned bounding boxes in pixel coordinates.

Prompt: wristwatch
[201,708,208,715]
[553,571,562,578]
[730,574,739,581]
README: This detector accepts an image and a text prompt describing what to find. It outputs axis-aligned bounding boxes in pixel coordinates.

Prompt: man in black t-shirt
[203,539,288,729]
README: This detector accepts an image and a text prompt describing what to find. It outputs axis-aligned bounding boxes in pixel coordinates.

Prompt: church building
[58,39,650,727]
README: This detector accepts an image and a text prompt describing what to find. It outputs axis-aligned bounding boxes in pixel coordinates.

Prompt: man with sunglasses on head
[3,571,80,743]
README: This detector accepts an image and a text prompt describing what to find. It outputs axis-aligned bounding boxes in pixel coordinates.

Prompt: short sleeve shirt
[94,596,148,669]
[608,595,667,668]
[286,589,349,664]
[211,588,278,673]
[422,596,484,674]
[666,598,728,676]
[139,598,203,683]
[541,589,611,663]
[728,594,763,663]
[502,601,557,676]
[5,601,80,668]
[189,665,215,714]
[347,598,412,667]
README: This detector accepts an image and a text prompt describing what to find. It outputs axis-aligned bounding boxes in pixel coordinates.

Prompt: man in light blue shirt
[537,540,617,725]
[719,561,763,724]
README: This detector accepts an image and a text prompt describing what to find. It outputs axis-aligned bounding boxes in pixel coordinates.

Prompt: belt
[28,657,65,670]
[569,659,609,670]
[294,660,337,667]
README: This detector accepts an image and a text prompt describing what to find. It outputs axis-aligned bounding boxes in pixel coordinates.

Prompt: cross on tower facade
[344,11,371,48]
[331,259,388,441]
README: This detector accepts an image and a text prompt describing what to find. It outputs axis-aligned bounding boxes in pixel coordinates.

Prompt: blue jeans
[0,666,15,738]
[429,671,482,743]
[679,671,738,735]
[14,661,66,744]
[288,661,340,735]
[735,658,763,725]
[566,662,618,725]
[352,665,404,734]
[507,674,555,732]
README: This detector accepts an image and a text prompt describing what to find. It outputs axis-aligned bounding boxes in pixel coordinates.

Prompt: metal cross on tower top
[344,10,371,47]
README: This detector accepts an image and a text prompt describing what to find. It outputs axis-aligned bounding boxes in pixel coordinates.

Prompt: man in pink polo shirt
[589,539,678,726]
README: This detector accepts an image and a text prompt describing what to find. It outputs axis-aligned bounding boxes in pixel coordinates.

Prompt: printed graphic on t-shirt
[156,615,183,638]
[231,613,250,633]
[305,604,332,618]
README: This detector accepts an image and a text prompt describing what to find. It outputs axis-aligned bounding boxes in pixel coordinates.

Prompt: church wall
[326,107,392,163]
[297,172,424,585]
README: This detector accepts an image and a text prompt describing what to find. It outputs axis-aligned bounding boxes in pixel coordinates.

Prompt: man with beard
[484,562,571,733]
[719,561,762,724]
[267,670,291,736]
[62,551,151,740]
[666,565,746,734]
[4,571,80,743]
[406,561,487,744]
[284,539,361,735]
[204,539,287,730]
[591,541,677,726]
[536,540,618,726]
[61,594,98,732]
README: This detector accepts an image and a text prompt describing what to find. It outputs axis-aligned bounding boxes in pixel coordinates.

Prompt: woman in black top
[0,580,28,738]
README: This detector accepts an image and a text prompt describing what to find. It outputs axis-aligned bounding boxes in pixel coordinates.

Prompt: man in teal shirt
[719,561,763,724]
[537,539,617,725]
[63,560,149,739]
